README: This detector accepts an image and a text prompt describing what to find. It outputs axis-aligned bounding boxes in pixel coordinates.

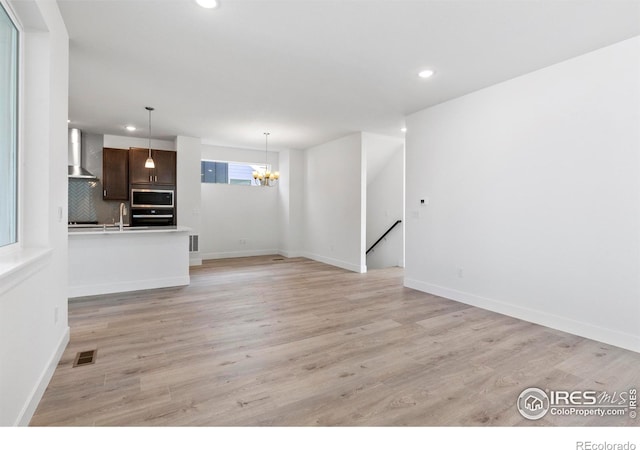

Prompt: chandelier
[252,132,280,187]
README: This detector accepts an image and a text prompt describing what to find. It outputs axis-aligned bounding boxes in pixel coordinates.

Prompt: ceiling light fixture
[125,125,136,132]
[252,132,280,187]
[144,106,155,169]
[418,69,435,79]
[196,0,219,8]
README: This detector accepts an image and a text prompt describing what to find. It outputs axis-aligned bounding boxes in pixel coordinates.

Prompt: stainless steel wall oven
[130,189,175,226]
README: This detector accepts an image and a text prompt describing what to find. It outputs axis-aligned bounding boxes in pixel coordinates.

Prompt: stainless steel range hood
[68,128,98,179]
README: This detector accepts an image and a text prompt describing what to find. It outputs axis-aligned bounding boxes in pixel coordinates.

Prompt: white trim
[277,249,303,258]
[201,249,279,260]
[404,278,640,354]
[302,251,366,273]
[0,247,51,296]
[69,275,190,298]
[15,326,69,426]
[189,255,202,266]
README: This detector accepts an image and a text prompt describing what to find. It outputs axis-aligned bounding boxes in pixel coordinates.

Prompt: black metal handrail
[366,220,402,254]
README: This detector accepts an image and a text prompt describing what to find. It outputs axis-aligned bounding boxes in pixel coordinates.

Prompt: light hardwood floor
[31,256,640,426]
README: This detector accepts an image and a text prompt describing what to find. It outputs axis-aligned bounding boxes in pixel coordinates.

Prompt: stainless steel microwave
[131,189,174,208]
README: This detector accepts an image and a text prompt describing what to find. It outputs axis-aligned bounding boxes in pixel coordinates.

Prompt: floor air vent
[272,258,285,261]
[73,349,97,367]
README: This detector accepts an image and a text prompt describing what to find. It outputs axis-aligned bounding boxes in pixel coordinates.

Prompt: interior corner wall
[302,133,366,273]
[405,36,640,352]
[0,0,69,426]
[199,144,279,259]
[175,136,202,265]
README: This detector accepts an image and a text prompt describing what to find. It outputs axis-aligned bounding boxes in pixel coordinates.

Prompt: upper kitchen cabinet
[151,149,177,185]
[103,147,129,200]
[129,148,177,185]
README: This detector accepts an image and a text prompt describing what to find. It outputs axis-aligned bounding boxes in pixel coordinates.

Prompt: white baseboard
[16,326,70,426]
[404,278,640,354]
[277,250,303,258]
[201,249,279,260]
[302,251,366,273]
[69,275,190,298]
[189,256,202,266]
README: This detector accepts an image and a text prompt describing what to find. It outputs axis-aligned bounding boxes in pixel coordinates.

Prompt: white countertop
[68,225,191,235]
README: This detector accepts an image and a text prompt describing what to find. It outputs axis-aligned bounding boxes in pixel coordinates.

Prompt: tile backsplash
[68,179,98,222]
[68,132,129,224]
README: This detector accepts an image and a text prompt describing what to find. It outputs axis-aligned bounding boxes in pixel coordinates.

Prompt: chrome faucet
[118,202,127,231]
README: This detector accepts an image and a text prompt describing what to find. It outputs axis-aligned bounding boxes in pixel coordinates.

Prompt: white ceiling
[59,0,640,151]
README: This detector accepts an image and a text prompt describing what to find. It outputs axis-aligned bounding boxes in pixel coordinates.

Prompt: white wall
[303,133,366,273]
[103,134,175,151]
[0,0,69,426]
[405,36,640,352]
[278,148,304,257]
[200,144,279,259]
[175,136,202,265]
[364,133,404,270]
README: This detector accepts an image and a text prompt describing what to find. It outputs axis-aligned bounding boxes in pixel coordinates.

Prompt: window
[201,161,228,184]
[201,160,269,186]
[0,3,18,248]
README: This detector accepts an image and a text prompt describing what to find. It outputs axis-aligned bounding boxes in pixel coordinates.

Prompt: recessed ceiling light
[418,69,435,79]
[67,119,70,123]
[196,0,218,8]
[401,127,407,133]
[125,125,136,132]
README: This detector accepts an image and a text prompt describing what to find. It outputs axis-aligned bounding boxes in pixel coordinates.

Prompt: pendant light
[252,132,280,187]
[144,106,155,169]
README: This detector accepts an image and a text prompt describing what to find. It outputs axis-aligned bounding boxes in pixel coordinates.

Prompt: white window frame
[201,159,271,187]
[0,0,22,257]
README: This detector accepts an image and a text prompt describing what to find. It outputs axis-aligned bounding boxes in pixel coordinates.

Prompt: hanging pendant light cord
[147,106,154,159]
[264,132,270,169]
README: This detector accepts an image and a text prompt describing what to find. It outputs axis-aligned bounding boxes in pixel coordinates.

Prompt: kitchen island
[68,226,190,298]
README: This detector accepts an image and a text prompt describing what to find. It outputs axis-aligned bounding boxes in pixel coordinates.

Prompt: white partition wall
[302,133,366,273]
[176,136,203,266]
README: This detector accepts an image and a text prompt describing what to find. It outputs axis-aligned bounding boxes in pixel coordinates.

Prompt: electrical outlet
[457,267,464,278]
[239,239,247,245]
[54,306,59,324]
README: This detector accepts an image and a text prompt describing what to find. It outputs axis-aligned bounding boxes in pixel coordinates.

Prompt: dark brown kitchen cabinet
[102,147,129,200]
[151,149,177,185]
[129,148,176,185]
